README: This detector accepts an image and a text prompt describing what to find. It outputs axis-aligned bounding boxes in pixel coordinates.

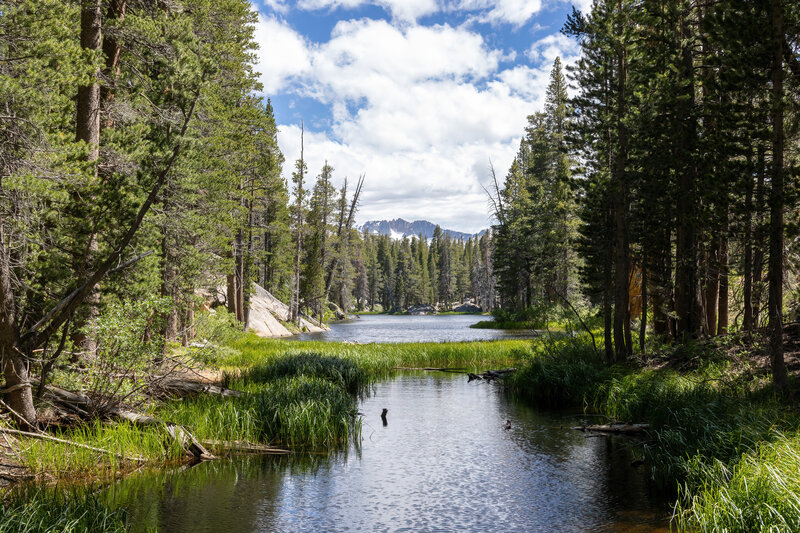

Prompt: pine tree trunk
[640,263,647,355]
[717,216,729,335]
[612,8,630,361]
[73,0,103,358]
[0,225,36,430]
[674,11,701,339]
[753,145,767,328]
[704,237,719,336]
[743,152,754,331]
[768,0,787,395]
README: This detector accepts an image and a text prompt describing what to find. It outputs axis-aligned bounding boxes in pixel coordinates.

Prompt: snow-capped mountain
[359,218,485,241]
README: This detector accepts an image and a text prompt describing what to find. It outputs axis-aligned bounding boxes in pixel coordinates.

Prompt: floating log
[570,422,649,435]
[199,440,290,455]
[469,368,516,382]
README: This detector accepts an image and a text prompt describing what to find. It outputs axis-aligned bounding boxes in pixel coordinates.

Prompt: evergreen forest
[0,0,800,531]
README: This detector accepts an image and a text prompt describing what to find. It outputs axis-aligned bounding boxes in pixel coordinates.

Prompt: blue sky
[250,0,587,233]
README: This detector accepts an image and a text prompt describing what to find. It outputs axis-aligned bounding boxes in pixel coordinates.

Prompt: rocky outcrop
[248,284,293,338]
[408,304,437,315]
[247,284,329,338]
[454,302,482,313]
[328,301,346,320]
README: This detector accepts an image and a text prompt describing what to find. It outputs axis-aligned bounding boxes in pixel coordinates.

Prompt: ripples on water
[108,375,671,532]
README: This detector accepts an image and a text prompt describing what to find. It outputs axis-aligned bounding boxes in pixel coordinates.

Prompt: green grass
[220,334,532,373]
[159,374,361,449]
[19,420,184,477]
[0,490,126,532]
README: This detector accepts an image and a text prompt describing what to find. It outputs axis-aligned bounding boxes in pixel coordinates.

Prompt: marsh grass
[508,335,800,531]
[159,375,360,449]
[222,334,532,373]
[0,490,126,532]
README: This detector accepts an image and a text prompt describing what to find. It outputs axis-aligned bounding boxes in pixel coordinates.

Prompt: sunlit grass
[19,421,183,478]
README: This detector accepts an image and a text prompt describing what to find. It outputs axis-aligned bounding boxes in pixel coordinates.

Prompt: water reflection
[107,375,671,532]
[293,314,541,343]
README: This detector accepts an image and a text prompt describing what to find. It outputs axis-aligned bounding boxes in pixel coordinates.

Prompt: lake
[294,314,542,343]
[107,374,670,532]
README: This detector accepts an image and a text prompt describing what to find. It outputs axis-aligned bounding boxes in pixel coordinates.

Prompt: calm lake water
[294,314,541,343]
[106,374,671,532]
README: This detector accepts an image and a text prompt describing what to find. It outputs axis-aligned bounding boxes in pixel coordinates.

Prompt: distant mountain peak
[358,219,486,241]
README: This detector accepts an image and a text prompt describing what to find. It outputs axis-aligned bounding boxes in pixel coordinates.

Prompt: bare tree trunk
[768,0,787,395]
[753,145,767,328]
[603,209,614,363]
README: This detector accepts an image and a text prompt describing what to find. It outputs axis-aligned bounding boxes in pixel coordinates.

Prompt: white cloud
[261,0,289,14]
[297,0,438,22]
[570,0,594,13]
[253,14,577,231]
[456,0,542,26]
[528,33,580,64]
[252,15,312,94]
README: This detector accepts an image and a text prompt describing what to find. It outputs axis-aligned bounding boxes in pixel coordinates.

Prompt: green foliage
[62,297,170,414]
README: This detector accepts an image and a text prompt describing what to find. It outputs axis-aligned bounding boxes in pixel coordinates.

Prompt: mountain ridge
[359,218,486,241]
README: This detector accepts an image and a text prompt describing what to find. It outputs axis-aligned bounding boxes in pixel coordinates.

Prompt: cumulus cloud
[261,0,289,14]
[255,15,578,232]
[528,33,580,64]
[297,0,438,22]
[253,15,312,94]
[455,0,543,26]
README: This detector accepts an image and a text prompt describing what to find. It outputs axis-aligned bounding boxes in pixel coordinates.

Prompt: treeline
[0,0,354,429]
[492,0,799,391]
[359,230,495,313]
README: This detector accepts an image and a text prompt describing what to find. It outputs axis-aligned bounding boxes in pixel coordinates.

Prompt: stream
[104,373,671,532]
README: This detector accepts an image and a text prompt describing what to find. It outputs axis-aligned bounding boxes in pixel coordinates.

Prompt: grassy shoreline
[506,332,800,531]
[4,324,799,531]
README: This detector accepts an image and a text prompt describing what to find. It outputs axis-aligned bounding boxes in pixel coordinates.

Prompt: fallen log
[570,422,649,435]
[0,427,145,462]
[198,440,290,455]
[469,368,516,382]
[32,380,218,460]
[109,409,215,461]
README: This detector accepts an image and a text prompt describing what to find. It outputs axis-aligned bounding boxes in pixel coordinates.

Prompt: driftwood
[0,426,145,462]
[109,409,215,460]
[468,368,516,382]
[198,440,290,455]
[570,422,650,435]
